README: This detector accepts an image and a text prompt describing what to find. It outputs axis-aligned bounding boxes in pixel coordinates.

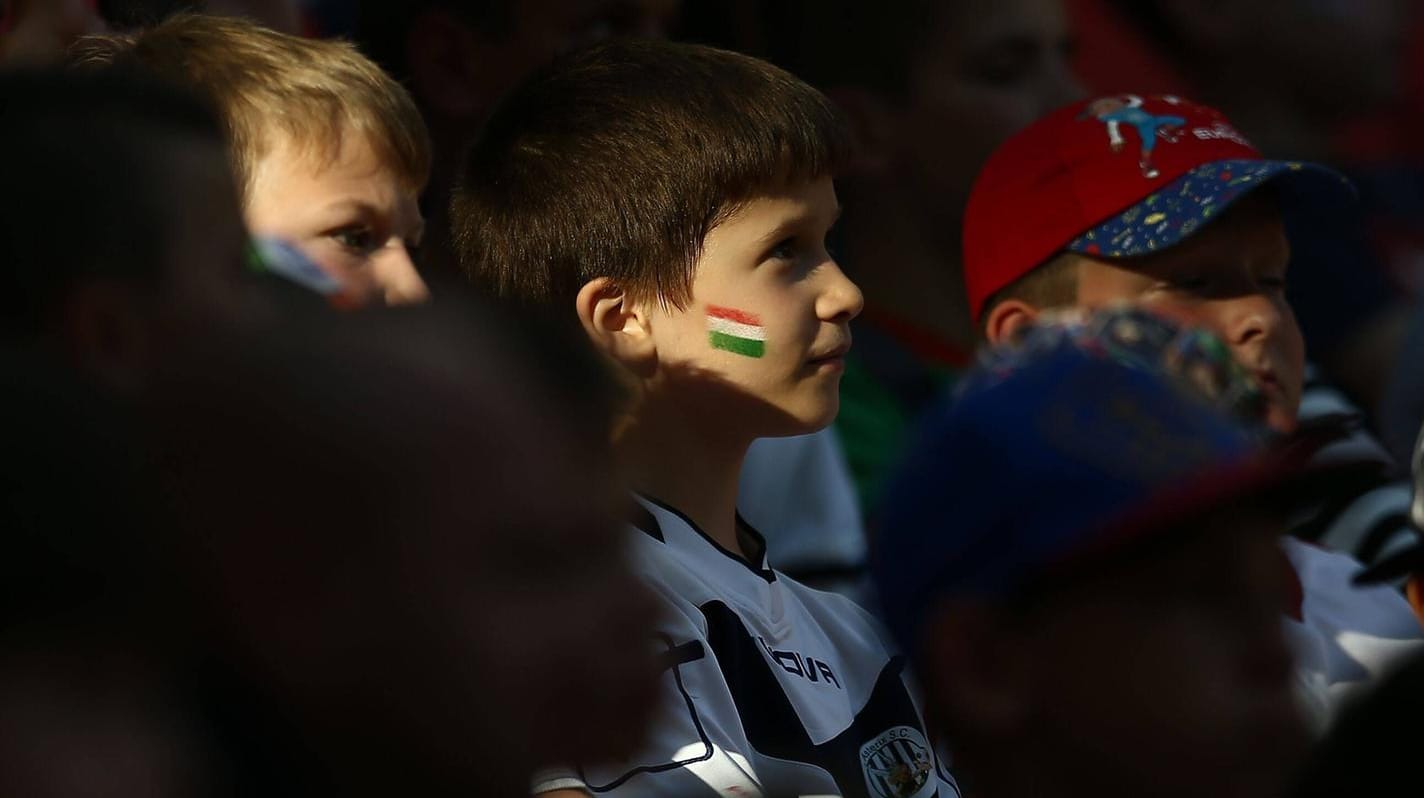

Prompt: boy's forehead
[250,128,425,212]
[716,176,840,233]
[256,127,387,181]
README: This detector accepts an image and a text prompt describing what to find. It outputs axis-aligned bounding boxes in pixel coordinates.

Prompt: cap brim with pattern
[1066,159,1355,260]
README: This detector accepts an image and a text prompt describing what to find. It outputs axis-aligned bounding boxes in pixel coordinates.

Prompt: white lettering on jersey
[757,636,842,688]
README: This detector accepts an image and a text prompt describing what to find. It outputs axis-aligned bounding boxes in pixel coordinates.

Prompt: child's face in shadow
[245,131,429,307]
[1072,193,1305,433]
[637,176,863,438]
[894,0,1082,234]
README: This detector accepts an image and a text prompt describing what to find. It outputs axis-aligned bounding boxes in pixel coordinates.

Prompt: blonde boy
[71,14,431,307]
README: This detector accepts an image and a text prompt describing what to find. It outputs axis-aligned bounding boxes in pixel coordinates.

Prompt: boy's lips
[1253,368,1285,401]
[808,338,852,365]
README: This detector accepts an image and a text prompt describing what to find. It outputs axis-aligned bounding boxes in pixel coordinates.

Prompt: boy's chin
[762,397,840,438]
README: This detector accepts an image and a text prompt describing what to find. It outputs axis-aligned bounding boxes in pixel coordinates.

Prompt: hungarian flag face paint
[706,305,766,358]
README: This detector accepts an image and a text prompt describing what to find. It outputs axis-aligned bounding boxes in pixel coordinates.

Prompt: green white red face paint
[706,305,765,358]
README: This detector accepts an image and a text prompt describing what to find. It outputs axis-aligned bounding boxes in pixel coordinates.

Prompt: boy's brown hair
[451,38,851,310]
[68,13,430,204]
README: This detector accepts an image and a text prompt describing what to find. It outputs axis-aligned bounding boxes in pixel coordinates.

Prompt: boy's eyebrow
[316,198,381,220]
[754,205,843,247]
[319,198,426,242]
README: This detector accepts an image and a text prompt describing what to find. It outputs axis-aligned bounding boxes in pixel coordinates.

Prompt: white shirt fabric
[535,495,959,798]
[1281,537,1424,731]
[738,430,870,602]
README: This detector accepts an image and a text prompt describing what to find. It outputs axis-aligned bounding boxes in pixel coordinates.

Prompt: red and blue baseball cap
[872,309,1353,652]
[962,94,1355,324]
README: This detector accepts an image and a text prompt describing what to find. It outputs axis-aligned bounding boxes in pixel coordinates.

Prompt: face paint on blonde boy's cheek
[706,305,765,358]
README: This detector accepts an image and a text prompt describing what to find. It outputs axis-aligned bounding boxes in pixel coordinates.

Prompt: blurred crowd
[5,1,1424,797]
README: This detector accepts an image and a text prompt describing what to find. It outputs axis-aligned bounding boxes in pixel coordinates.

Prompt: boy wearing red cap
[963,93,1424,721]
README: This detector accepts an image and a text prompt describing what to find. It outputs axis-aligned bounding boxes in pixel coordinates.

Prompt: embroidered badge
[860,725,935,798]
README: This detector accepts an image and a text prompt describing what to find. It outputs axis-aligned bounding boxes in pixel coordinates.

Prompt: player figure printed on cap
[1081,94,1186,179]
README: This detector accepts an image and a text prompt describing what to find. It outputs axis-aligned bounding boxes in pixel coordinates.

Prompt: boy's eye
[1173,274,1209,292]
[768,237,798,262]
[331,227,378,254]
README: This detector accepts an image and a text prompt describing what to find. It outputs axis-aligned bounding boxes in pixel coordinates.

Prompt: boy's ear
[405,9,486,119]
[575,278,656,372]
[983,299,1040,345]
[826,87,896,179]
[917,601,1034,738]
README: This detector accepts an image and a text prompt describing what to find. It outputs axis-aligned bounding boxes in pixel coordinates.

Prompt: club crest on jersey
[860,725,935,798]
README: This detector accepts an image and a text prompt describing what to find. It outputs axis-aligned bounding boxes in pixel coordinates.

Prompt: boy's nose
[1211,293,1287,349]
[374,246,430,306]
[817,260,864,324]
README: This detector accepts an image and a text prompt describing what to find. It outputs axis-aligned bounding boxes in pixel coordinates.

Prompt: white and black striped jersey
[1293,366,1419,568]
[1280,366,1424,722]
[535,495,959,798]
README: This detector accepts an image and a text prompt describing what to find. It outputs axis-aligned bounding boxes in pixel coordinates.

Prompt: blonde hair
[69,13,430,205]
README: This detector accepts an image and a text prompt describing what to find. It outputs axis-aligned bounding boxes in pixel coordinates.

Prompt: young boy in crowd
[874,316,1323,798]
[963,93,1424,721]
[71,13,431,307]
[454,39,958,797]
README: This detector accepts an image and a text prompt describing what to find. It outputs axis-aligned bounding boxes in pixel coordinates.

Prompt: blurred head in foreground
[0,67,249,394]
[875,309,1318,798]
[148,302,659,796]
[0,352,202,798]
[1,298,656,796]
